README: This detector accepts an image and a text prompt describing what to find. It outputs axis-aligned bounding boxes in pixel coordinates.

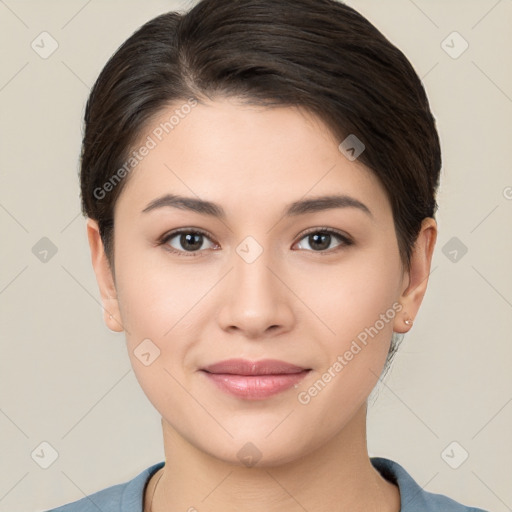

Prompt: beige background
[0,0,511,511]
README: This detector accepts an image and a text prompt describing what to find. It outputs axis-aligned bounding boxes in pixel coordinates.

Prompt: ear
[86,218,124,332]
[393,217,437,334]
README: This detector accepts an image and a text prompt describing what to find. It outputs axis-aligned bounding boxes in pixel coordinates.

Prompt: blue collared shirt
[45,457,489,511]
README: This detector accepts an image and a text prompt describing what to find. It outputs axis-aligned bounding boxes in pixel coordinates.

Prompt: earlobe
[393,217,437,334]
[86,218,124,332]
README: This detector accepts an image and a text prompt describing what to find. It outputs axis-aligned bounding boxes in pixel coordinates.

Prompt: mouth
[201,358,310,375]
[199,359,312,400]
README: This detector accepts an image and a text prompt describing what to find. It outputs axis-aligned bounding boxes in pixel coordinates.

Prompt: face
[90,97,432,466]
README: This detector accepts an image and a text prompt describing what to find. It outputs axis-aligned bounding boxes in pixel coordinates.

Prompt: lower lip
[201,370,310,400]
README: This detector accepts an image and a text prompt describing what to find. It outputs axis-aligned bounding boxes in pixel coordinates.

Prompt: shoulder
[370,457,489,512]
[42,461,165,512]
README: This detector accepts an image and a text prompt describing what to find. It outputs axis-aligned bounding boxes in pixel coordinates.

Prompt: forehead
[114,98,389,221]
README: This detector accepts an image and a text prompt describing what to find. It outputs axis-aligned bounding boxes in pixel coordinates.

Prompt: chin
[189,427,321,469]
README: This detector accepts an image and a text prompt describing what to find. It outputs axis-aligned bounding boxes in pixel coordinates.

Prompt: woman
[48,0,489,510]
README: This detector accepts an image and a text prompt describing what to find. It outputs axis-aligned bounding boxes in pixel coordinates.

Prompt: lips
[200,359,311,400]
[201,358,309,376]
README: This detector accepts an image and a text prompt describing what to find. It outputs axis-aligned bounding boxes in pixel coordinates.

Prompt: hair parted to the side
[79,0,441,370]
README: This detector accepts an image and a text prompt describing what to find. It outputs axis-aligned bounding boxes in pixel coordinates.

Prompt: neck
[147,404,400,512]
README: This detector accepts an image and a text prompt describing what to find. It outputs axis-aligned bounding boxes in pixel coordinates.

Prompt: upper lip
[201,358,310,376]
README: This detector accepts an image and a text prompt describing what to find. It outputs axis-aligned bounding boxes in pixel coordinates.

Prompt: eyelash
[157,227,354,258]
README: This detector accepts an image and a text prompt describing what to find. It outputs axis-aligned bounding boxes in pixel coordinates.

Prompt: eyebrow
[141,193,372,219]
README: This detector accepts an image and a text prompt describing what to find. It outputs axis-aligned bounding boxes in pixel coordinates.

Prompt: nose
[217,245,295,339]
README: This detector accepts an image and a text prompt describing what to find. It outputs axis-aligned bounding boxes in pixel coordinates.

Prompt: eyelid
[297,226,353,243]
[159,227,216,244]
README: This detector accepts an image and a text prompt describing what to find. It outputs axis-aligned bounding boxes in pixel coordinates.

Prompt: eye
[294,228,353,253]
[158,227,353,257]
[159,229,218,257]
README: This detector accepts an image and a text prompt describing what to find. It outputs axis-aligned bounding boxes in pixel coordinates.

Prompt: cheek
[293,244,402,406]
[296,273,399,426]
[294,245,402,343]
[113,244,218,387]
[309,246,402,397]
[113,234,203,333]
[114,258,203,415]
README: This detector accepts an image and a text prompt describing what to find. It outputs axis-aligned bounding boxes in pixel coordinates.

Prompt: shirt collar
[120,457,448,511]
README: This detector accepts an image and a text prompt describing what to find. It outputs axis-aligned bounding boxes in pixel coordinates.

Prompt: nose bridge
[233,233,280,307]
[217,232,292,336]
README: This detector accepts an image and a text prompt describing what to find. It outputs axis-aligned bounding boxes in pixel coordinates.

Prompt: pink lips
[200,358,311,400]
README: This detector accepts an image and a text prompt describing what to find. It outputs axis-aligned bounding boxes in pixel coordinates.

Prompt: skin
[87,97,437,512]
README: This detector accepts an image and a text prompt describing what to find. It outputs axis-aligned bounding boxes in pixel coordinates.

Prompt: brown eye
[295,229,353,253]
[160,229,217,257]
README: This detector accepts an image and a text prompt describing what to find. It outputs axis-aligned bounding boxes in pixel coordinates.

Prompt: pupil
[310,233,330,251]
[182,233,202,251]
